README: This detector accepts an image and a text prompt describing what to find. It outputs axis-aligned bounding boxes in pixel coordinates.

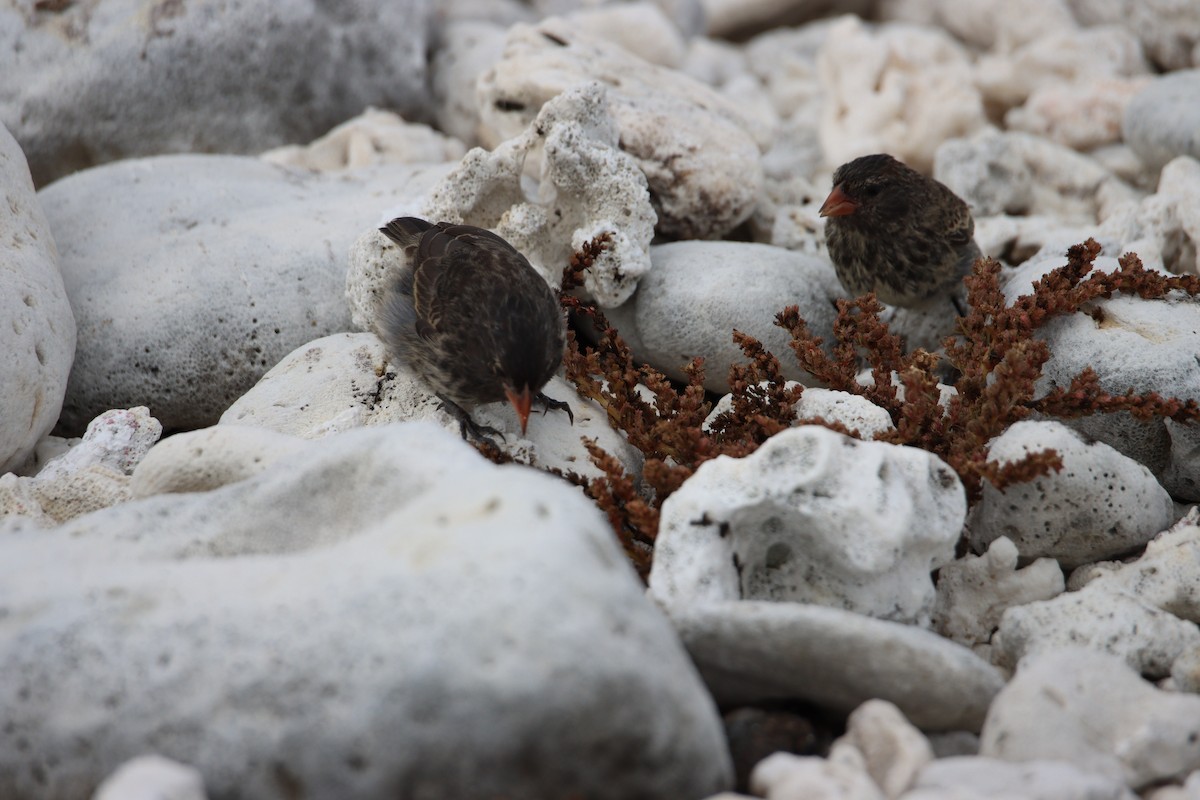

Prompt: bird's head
[494,319,565,435]
[819,153,917,225]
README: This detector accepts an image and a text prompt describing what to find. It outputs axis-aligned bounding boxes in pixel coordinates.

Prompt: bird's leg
[435,394,506,446]
[951,293,968,317]
[536,392,574,425]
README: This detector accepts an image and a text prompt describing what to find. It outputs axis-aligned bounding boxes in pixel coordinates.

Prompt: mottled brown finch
[378,217,572,443]
[820,153,980,314]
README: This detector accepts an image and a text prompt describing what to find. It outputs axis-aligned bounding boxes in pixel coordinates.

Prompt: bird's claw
[436,396,507,447]
[536,392,574,425]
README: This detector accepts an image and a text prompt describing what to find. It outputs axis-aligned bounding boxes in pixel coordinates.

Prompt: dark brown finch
[820,153,980,313]
[378,217,572,443]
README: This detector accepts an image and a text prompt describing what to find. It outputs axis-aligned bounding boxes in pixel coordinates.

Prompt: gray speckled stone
[0,122,75,473]
[605,240,846,394]
[0,0,432,186]
[0,423,732,800]
[39,155,448,435]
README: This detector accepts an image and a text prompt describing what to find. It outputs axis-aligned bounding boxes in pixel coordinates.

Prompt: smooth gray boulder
[0,122,75,473]
[0,0,432,186]
[0,423,733,800]
[1123,70,1200,173]
[39,155,451,434]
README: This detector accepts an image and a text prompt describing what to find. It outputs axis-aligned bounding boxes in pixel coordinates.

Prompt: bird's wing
[409,223,523,338]
[939,190,976,249]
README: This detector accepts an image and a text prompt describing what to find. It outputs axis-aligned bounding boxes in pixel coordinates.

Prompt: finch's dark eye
[862,184,883,198]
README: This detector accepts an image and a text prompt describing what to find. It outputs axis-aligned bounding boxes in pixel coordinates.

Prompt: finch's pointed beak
[505,385,534,435]
[819,184,858,217]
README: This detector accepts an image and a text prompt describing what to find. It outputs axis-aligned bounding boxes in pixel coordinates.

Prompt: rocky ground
[2,0,1200,798]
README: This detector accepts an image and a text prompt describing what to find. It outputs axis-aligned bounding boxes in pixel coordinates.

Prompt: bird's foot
[436,395,506,447]
[536,392,574,425]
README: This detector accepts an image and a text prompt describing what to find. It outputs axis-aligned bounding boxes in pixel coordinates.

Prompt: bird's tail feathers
[380,217,433,249]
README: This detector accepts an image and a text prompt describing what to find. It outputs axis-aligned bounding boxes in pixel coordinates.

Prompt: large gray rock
[0,122,75,473]
[39,155,451,434]
[0,0,432,186]
[0,423,733,799]
[605,240,845,394]
[1123,70,1200,173]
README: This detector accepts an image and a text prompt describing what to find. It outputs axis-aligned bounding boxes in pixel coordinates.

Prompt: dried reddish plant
[560,236,1200,567]
[781,239,1200,499]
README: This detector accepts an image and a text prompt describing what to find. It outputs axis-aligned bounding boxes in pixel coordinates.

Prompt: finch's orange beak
[819,184,857,217]
[505,385,534,435]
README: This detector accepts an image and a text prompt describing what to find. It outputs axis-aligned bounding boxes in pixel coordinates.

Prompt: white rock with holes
[0,407,161,523]
[705,386,895,440]
[992,512,1200,677]
[651,425,965,625]
[932,536,1064,651]
[477,17,763,239]
[967,420,1174,568]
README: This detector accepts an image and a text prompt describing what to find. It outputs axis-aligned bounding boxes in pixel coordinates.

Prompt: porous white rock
[839,700,934,798]
[604,241,845,394]
[92,755,208,800]
[347,82,655,311]
[934,129,1139,223]
[967,420,1175,568]
[40,154,450,435]
[911,756,1138,800]
[0,0,432,187]
[1098,156,1200,277]
[817,16,987,173]
[740,23,832,132]
[1123,70,1200,173]
[705,386,895,440]
[0,122,75,474]
[980,647,1200,790]
[651,426,965,625]
[1066,0,1200,70]
[35,406,163,481]
[932,536,1065,651]
[999,254,1200,500]
[0,423,732,800]
[993,512,1200,677]
[217,333,638,483]
[666,601,1004,732]
[972,26,1149,112]
[260,108,466,170]
[749,750,884,800]
[0,407,162,523]
[1005,77,1148,151]
[477,17,763,239]
[994,582,1200,678]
